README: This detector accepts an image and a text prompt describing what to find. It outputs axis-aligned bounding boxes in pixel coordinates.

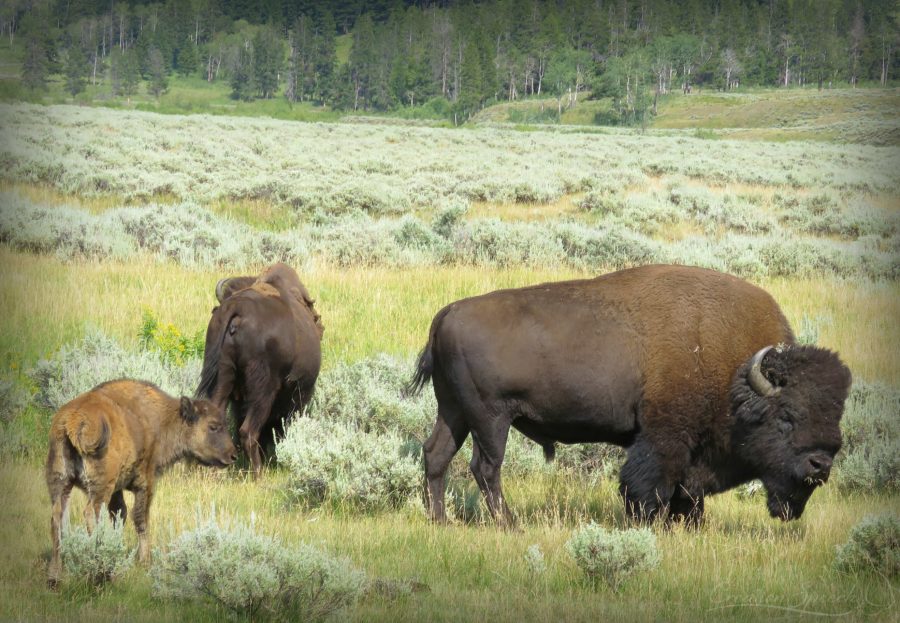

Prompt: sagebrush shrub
[834,514,899,578]
[834,382,900,493]
[30,330,200,411]
[60,508,134,587]
[524,544,547,576]
[152,512,365,621]
[565,524,659,591]
[0,376,28,424]
[276,416,421,510]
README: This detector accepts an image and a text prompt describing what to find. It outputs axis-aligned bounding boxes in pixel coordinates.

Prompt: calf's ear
[180,396,199,423]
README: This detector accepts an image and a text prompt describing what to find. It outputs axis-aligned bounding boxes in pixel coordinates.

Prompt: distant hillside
[472,88,900,145]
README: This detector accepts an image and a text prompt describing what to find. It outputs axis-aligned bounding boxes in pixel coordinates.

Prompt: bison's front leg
[667,486,705,528]
[131,486,154,563]
[619,437,682,523]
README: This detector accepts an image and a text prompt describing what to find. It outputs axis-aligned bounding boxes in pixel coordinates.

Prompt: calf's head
[180,397,238,467]
[730,345,851,520]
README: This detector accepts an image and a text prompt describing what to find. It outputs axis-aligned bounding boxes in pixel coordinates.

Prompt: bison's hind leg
[469,429,515,528]
[423,403,470,523]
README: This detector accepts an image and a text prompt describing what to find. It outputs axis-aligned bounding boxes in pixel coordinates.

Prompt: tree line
[9,0,898,123]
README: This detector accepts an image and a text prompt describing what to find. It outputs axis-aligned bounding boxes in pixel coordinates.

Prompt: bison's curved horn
[747,346,778,397]
[215,278,229,303]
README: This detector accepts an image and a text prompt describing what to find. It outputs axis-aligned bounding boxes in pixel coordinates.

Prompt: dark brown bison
[197,263,323,475]
[46,379,236,588]
[408,264,851,526]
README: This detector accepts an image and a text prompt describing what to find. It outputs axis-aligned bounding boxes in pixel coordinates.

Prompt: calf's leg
[47,480,74,589]
[132,487,155,563]
[108,490,127,524]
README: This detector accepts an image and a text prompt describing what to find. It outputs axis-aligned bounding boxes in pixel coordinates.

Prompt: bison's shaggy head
[730,345,852,521]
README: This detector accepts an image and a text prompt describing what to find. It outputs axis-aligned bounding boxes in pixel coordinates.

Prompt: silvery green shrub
[61,507,134,587]
[0,376,30,457]
[565,524,659,591]
[276,417,421,510]
[312,354,435,441]
[152,512,365,621]
[834,383,900,493]
[524,544,547,576]
[29,330,200,411]
[0,376,28,424]
[834,514,899,578]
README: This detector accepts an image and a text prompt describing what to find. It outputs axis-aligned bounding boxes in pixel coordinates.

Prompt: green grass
[1,461,896,622]
[1,249,898,385]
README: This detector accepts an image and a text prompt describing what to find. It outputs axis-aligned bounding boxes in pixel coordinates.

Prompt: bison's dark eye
[777,417,793,435]
[208,423,220,433]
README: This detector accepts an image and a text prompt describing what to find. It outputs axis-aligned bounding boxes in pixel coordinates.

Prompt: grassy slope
[469,87,900,143]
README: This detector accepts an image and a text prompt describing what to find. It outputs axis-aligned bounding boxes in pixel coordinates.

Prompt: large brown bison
[197,263,323,475]
[408,264,851,525]
[46,379,236,588]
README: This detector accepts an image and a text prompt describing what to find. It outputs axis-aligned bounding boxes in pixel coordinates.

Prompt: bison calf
[46,379,237,588]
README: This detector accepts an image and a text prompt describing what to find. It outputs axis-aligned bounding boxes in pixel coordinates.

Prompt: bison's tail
[405,306,453,396]
[65,411,110,456]
[196,306,238,399]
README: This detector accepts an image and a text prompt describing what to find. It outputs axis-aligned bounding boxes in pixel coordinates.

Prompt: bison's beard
[762,478,817,521]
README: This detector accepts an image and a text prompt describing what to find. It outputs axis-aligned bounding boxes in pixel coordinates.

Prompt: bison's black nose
[805,454,832,481]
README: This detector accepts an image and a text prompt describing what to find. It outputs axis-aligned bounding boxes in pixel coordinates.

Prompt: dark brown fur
[45,379,236,587]
[198,263,322,475]
[409,264,851,525]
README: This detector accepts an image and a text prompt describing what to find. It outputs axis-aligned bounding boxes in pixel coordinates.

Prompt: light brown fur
[45,379,236,588]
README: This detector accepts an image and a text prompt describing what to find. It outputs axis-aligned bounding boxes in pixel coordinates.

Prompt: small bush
[524,544,547,576]
[60,508,134,588]
[312,354,435,441]
[834,514,899,578]
[30,330,201,411]
[835,382,900,493]
[152,512,365,621]
[566,523,659,591]
[276,416,422,510]
[0,376,28,424]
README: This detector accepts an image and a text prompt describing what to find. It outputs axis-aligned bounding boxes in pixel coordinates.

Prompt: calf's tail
[406,306,452,396]
[65,411,110,456]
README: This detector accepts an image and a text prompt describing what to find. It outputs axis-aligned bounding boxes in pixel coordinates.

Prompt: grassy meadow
[0,87,898,621]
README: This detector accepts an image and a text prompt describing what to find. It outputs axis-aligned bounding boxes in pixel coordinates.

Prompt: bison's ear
[180,397,199,423]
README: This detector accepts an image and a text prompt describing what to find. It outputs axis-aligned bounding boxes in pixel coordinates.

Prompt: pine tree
[64,45,90,97]
[21,32,48,91]
[176,39,200,77]
[253,25,284,98]
[457,36,483,120]
[147,47,169,96]
[230,45,253,100]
